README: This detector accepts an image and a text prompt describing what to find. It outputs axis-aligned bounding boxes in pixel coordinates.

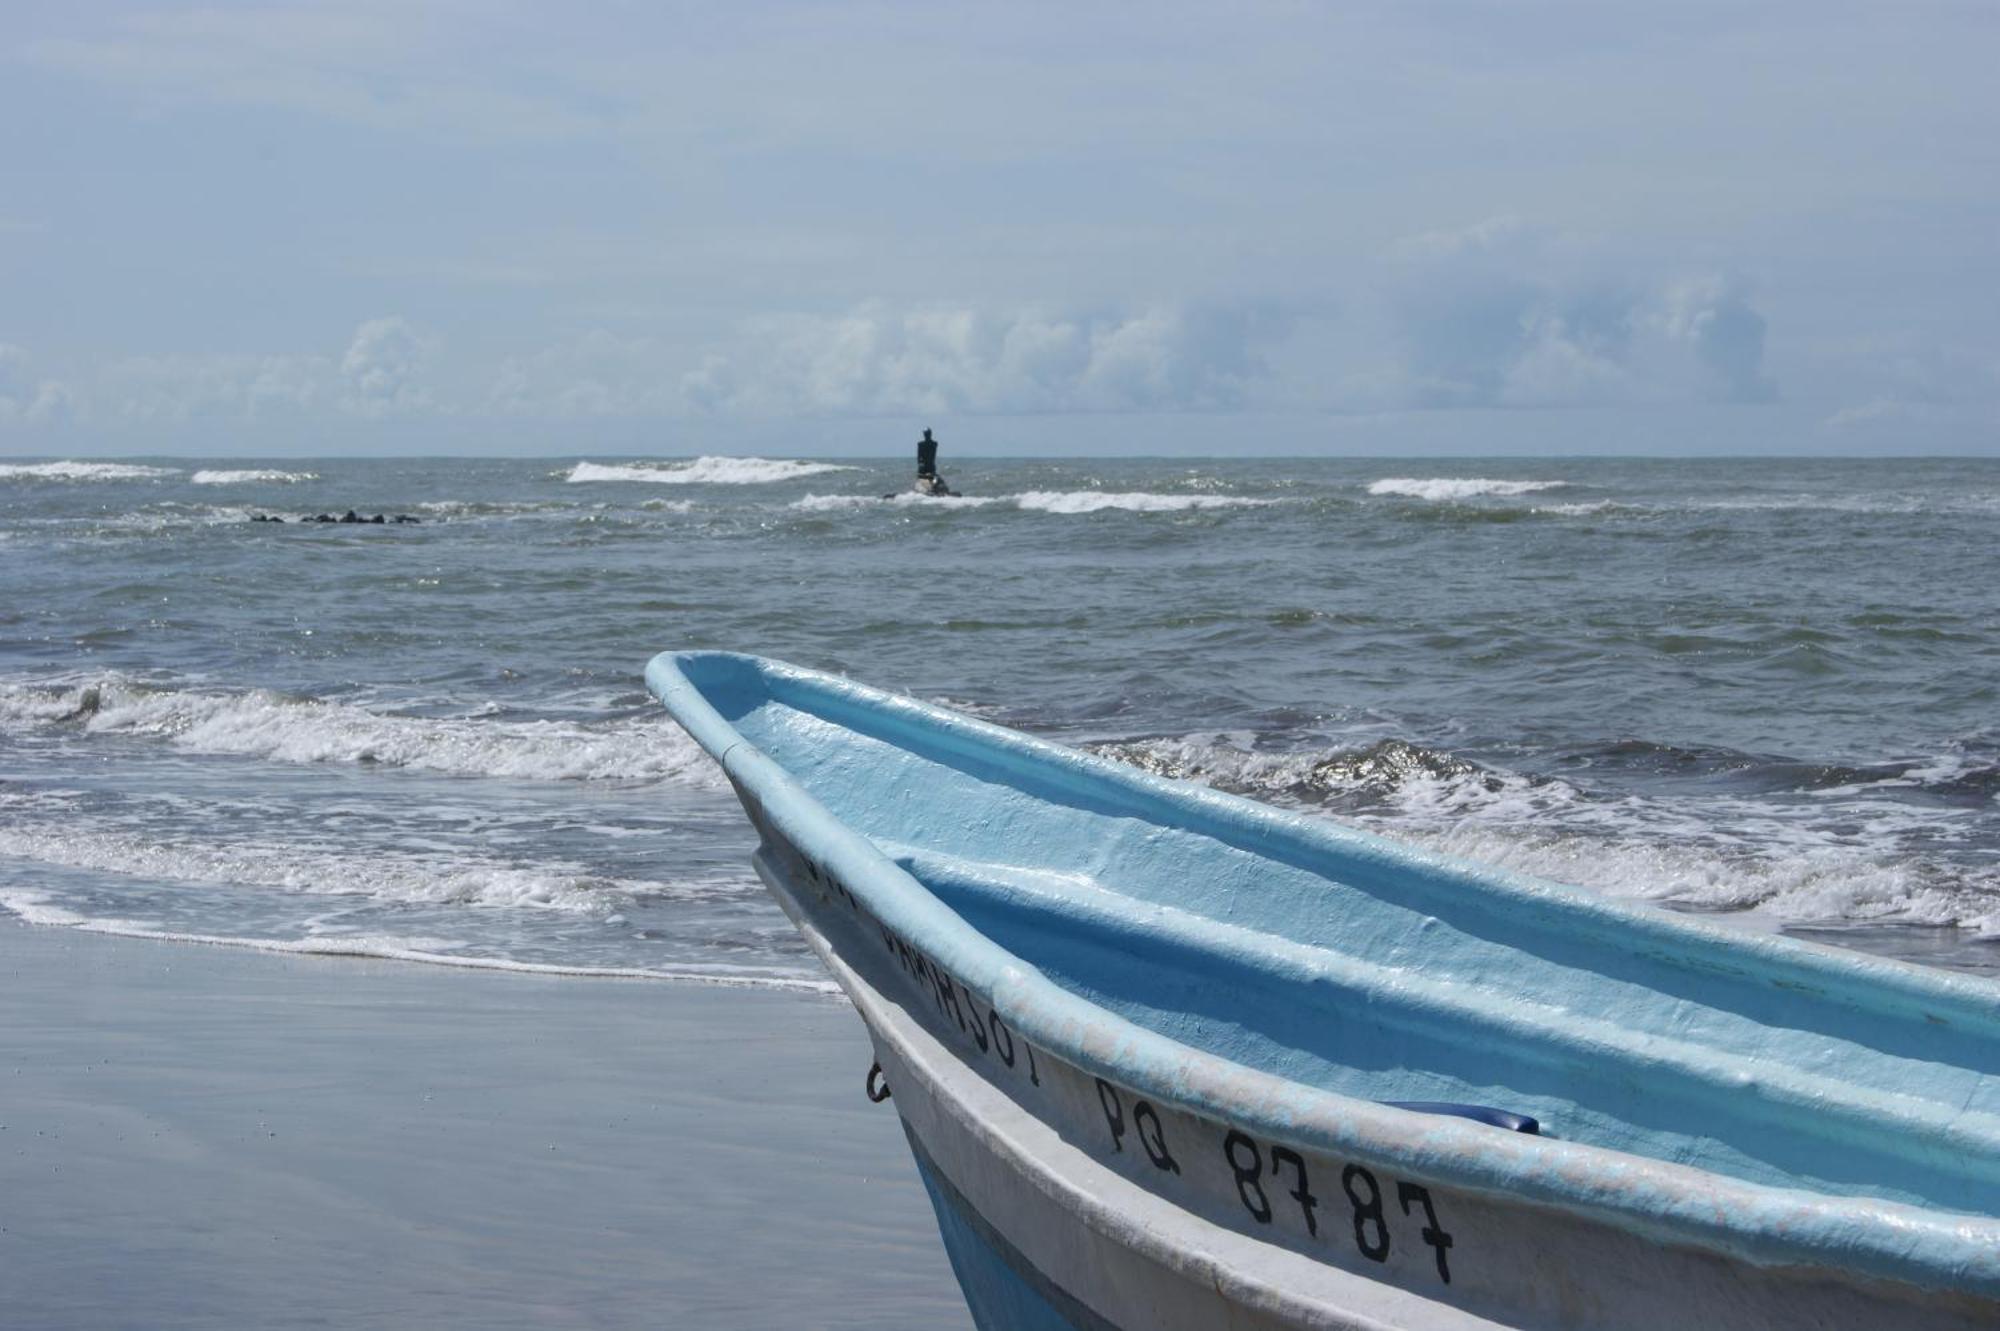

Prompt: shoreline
[0,920,970,1330]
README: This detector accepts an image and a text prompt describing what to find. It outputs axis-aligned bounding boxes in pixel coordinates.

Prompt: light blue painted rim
[647,649,2000,1298]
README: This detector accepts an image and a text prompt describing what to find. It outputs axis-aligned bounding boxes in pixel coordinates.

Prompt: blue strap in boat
[1385,1101,1541,1134]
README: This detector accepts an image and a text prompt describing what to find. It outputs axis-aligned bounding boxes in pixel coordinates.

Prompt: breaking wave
[1093,733,1506,808]
[1368,478,1567,501]
[1536,500,1622,517]
[566,457,856,485]
[412,498,587,518]
[0,675,720,786]
[0,461,179,482]
[190,469,319,485]
[1014,491,1278,514]
[1095,731,2000,934]
[792,491,1274,514]
[53,503,263,531]
[792,492,1002,512]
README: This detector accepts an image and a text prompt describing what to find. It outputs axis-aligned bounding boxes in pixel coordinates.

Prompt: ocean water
[3,454,1997,986]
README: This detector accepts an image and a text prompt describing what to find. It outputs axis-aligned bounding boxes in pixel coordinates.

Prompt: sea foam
[792,492,1002,512]
[0,890,840,994]
[1368,478,1567,501]
[791,490,1272,514]
[1100,731,2000,934]
[566,457,856,485]
[1013,491,1278,514]
[0,676,722,786]
[190,469,319,485]
[0,818,634,914]
[1396,815,2000,937]
[0,461,178,481]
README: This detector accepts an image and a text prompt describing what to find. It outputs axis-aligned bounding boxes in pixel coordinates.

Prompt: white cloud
[62,319,435,425]
[678,355,738,415]
[1654,277,1775,404]
[340,317,432,416]
[1498,314,1635,407]
[480,303,1286,420]
[1360,219,1777,411]
[0,344,79,425]
[487,330,682,418]
[1823,398,1919,430]
[1810,332,2000,433]
[98,352,331,423]
[692,302,1284,416]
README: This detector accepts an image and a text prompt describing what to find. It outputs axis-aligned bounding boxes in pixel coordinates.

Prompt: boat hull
[750,838,1998,1331]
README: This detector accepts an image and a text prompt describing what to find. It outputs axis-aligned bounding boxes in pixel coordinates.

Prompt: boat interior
[680,653,2000,1217]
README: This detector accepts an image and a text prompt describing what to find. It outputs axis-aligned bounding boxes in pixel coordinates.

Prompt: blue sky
[2,2,1996,456]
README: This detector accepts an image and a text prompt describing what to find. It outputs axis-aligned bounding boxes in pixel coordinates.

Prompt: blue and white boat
[647,651,2000,1330]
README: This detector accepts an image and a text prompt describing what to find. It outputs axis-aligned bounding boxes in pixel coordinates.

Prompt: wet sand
[0,922,972,1329]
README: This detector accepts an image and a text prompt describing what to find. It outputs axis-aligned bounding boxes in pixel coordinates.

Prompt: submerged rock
[264,512,422,525]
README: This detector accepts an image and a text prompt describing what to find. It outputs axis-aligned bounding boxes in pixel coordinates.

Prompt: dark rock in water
[267,512,420,526]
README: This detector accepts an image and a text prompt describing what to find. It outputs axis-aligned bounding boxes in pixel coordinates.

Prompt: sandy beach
[0,921,972,1329]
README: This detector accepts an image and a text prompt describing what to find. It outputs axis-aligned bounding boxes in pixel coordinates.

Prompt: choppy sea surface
[3,454,1997,987]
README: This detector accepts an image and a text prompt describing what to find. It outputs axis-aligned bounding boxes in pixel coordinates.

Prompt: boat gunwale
[645,649,2000,1297]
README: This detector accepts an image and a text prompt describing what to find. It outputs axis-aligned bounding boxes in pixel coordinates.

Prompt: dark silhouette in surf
[912,428,956,497]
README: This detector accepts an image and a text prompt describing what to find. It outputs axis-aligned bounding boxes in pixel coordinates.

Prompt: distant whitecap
[190,469,319,485]
[792,492,1001,512]
[791,490,1271,514]
[566,457,856,485]
[1012,490,1278,514]
[1367,477,1566,501]
[0,460,178,481]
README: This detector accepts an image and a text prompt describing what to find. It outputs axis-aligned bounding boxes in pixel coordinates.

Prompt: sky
[1,1,1996,457]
